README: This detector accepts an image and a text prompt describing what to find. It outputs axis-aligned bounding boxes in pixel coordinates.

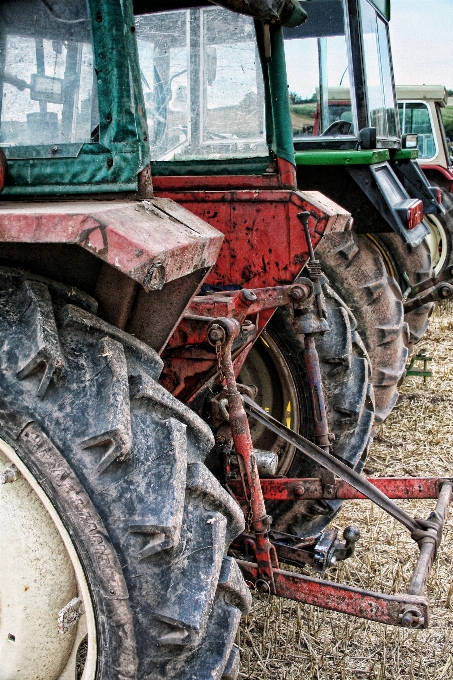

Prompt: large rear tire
[316,229,408,424]
[0,267,250,680]
[369,234,434,353]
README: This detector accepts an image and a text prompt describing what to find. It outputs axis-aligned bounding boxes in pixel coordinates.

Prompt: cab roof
[396,85,449,107]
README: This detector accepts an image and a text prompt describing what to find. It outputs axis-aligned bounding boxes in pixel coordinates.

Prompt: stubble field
[239,301,453,680]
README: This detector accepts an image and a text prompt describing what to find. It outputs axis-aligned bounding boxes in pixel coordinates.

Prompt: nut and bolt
[439,285,452,299]
[289,286,305,301]
[294,484,305,497]
[0,465,20,485]
[398,606,425,628]
[240,289,257,305]
[208,324,226,344]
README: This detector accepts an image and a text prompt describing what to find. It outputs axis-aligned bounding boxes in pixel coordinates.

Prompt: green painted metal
[151,157,271,177]
[406,354,432,384]
[2,0,150,197]
[392,149,419,161]
[294,149,389,166]
[268,24,296,166]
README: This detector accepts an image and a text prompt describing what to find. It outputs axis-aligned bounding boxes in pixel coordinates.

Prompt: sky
[390,0,453,89]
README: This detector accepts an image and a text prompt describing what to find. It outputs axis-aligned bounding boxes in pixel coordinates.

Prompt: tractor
[396,84,453,277]
[0,2,451,679]
[282,0,451,423]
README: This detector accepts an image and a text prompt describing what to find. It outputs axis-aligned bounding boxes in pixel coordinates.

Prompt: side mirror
[358,127,377,150]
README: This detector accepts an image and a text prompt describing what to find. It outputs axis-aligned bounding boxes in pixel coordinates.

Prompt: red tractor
[0,2,450,679]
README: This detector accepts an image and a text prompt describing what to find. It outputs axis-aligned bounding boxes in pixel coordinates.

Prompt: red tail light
[407,200,424,230]
[436,187,442,204]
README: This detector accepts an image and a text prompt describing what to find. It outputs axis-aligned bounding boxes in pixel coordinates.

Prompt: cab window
[398,102,436,160]
[0,0,98,148]
[135,6,268,162]
[284,0,355,139]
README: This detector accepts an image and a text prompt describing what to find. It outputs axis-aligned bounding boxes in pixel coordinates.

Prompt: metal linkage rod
[407,483,453,597]
[242,395,427,537]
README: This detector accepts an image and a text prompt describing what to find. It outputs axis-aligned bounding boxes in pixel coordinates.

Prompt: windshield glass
[360,0,397,137]
[0,0,98,148]
[284,0,355,139]
[398,102,437,160]
[135,6,268,162]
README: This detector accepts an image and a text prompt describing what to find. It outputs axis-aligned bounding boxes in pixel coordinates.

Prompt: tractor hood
[208,0,307,27]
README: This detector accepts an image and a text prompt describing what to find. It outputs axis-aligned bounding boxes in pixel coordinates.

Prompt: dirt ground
[239,301,453,680]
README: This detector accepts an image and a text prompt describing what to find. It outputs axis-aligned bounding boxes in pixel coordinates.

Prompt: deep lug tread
[317,229,408,423]
[80,336,132,473]
[0,269,246,679]
[222,645,240,680]
[186,462,245,545]
[375,234,434,351]
[218,557,252,615]
[153,508,227,645]
[16,280,65,397]
[59,303,164,380]
[130,372,214,462]
[127,417,188,558]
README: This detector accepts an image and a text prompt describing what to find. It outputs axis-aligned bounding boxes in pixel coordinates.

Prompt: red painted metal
[419,164,453,193]
[214,318,278,589]
[0,149,6,193]
[0,198,223,290]
[237,561,429,628]
[227,477,449,501]
[153,188,352,289]
[162,283,312,401]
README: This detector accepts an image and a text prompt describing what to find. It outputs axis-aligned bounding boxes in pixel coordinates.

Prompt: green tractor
[283,0,447,422]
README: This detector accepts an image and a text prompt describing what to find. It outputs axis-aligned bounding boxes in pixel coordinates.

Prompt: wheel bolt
[294,484,305,497]
[0,465,20,484]
[289,286,305,301]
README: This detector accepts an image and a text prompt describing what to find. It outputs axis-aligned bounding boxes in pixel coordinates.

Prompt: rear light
[407,200,424,230]
[436,187,442,205]
[395,199,424,230]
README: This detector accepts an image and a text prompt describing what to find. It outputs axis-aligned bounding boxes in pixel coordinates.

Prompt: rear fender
[0,198,223,352]
[346,162,430,247]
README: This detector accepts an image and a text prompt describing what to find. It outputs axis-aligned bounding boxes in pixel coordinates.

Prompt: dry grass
[239,301,453,680]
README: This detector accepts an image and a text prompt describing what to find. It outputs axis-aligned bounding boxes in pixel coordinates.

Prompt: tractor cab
[283,0,398,149]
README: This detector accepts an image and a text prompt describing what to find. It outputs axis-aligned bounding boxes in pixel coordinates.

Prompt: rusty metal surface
[236,560,430,628]
[153,189,352,289]
[407,483,453,597]
[161,283,312,400]
[227,477,452,501]
[0,199,223,290]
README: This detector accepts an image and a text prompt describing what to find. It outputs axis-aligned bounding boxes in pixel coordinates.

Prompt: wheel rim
[425,214,448,275]
[364,234,396,278]
[0,437,97,680]
[239,331,300,475]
